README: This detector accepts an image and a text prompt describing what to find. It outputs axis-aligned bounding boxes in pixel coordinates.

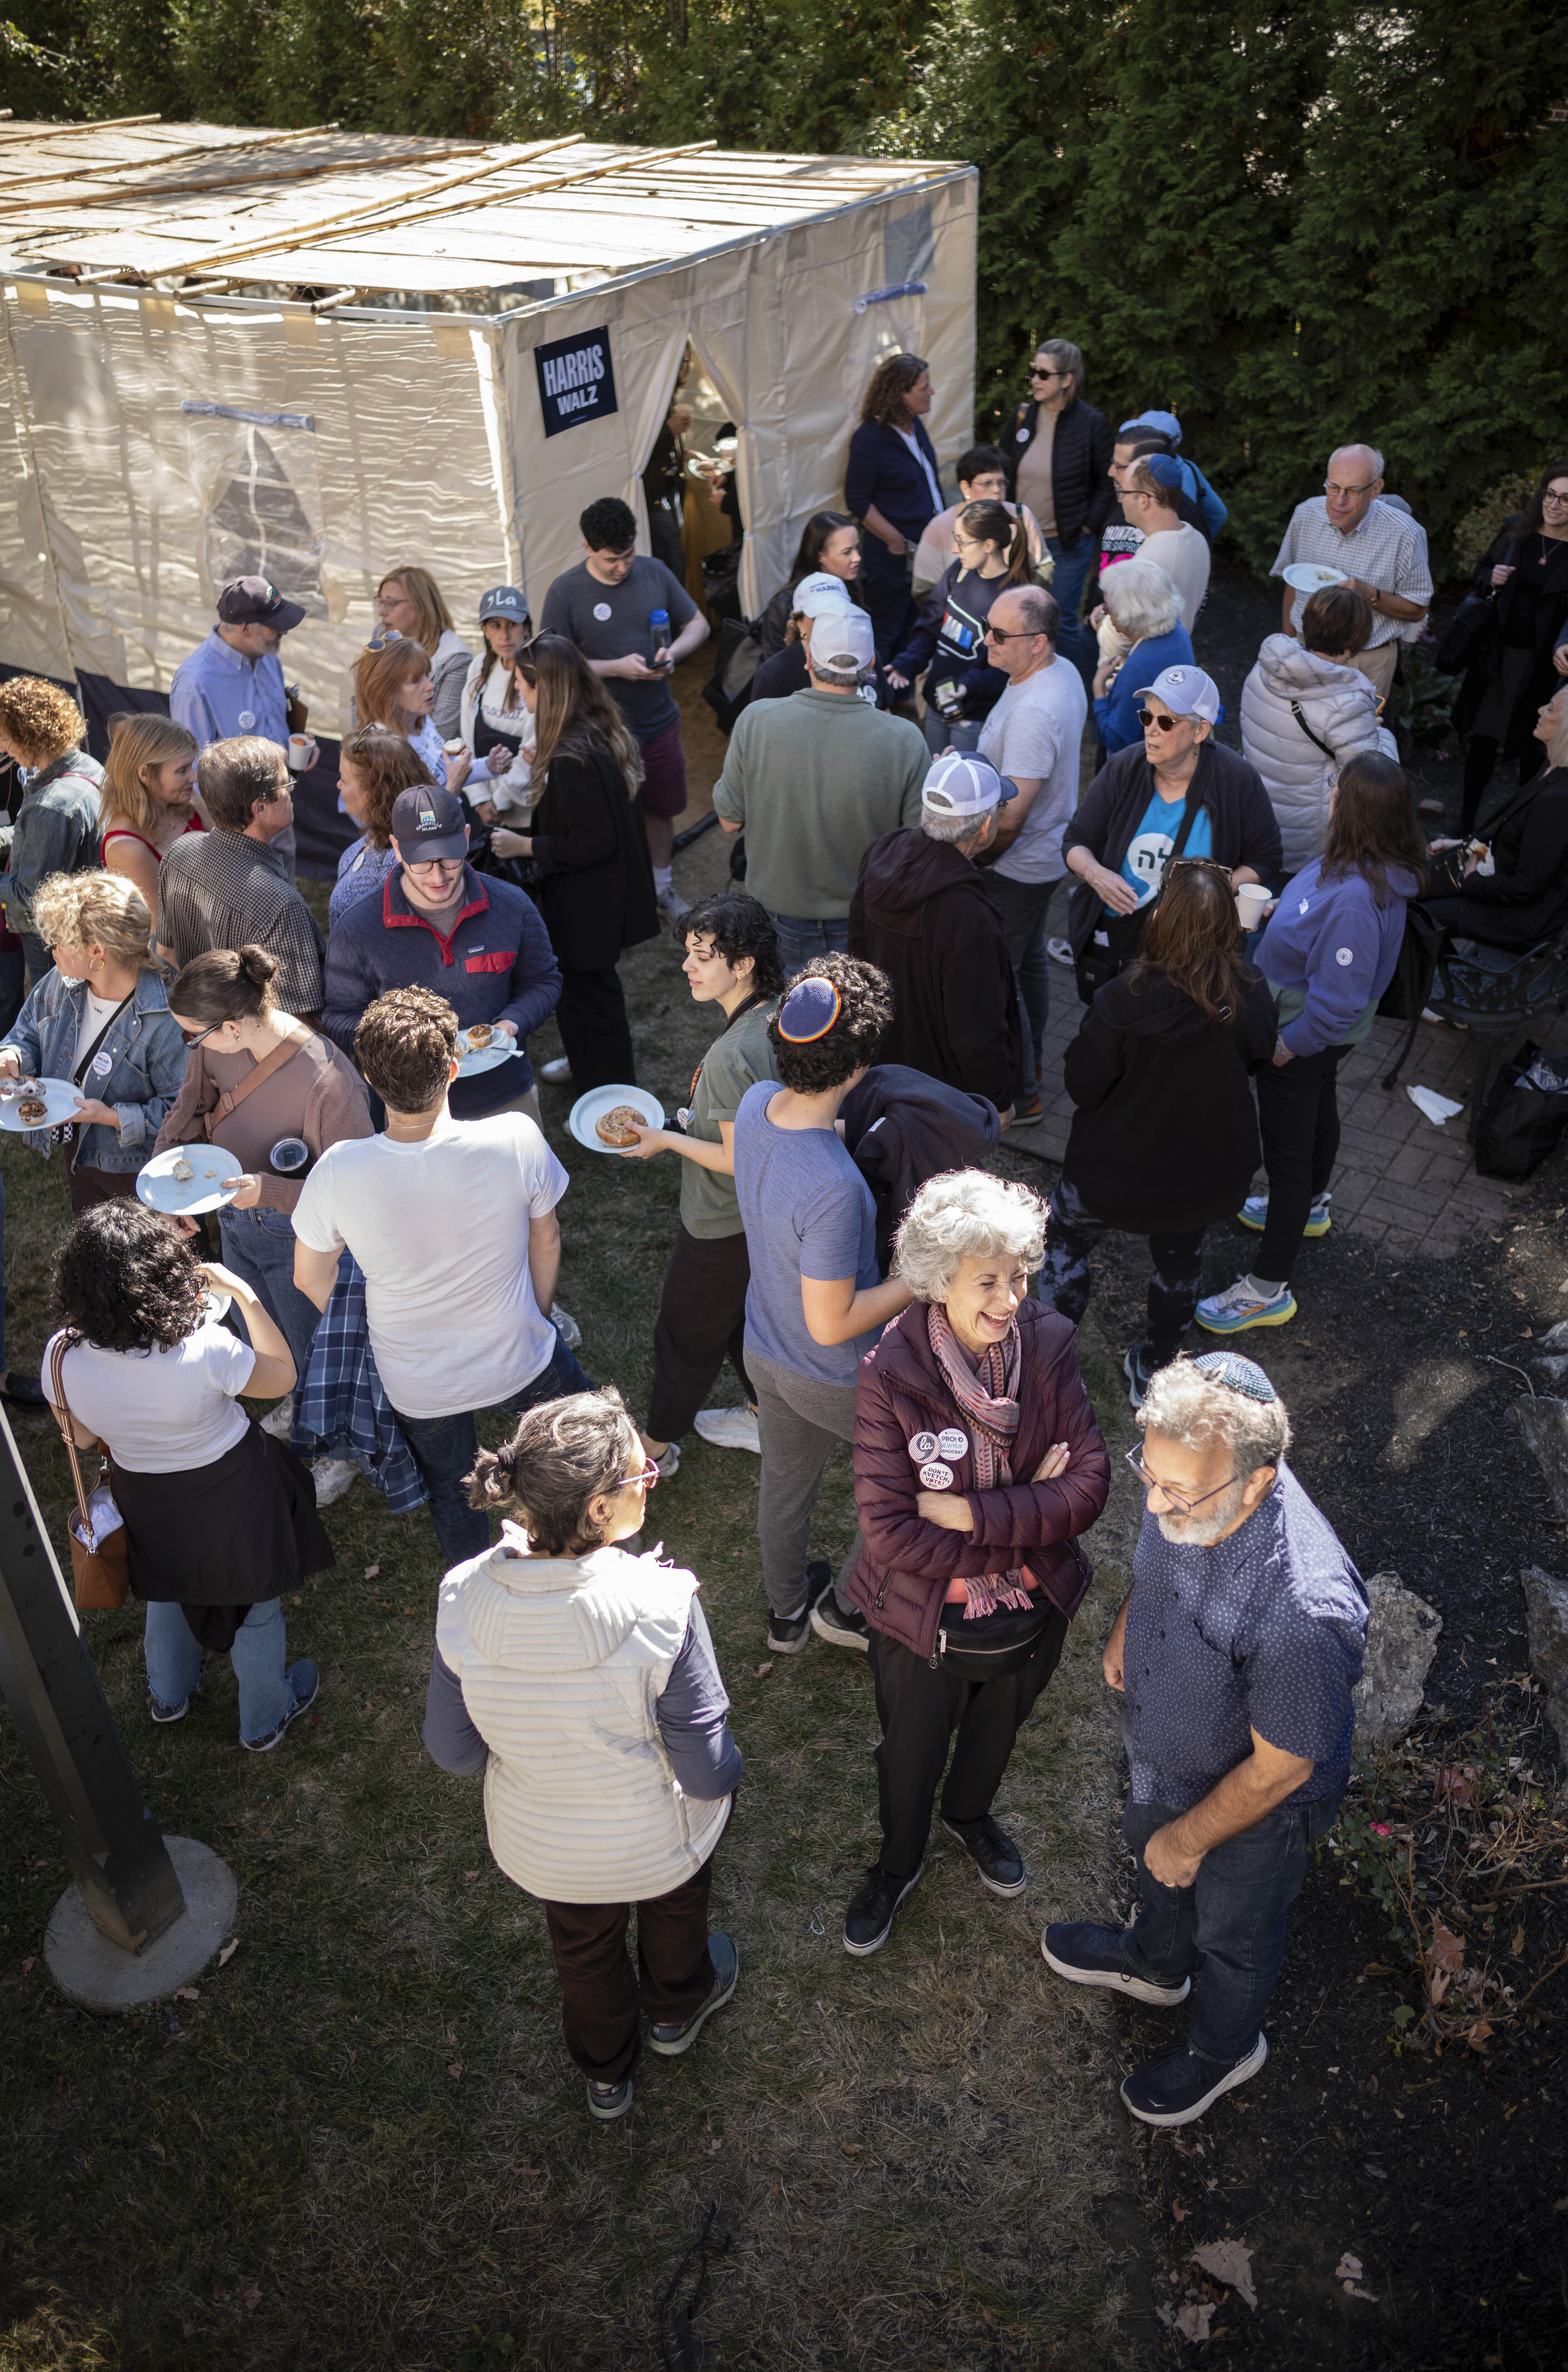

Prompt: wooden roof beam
[0,113,163,150]
[0,136,489,218]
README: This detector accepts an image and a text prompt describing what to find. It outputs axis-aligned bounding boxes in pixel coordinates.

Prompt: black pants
[647,1222,754,1442]
[1461,731,1545,834]
[869,1614,1069,1880]
[1254,1043,1346,1282]
[1037,1174,1206,1365]
[542,1844,719,2083]
[556,965,635,1091]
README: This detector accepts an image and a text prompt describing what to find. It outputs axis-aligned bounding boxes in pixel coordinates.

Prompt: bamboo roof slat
[0,113,164,150]
[0,121,351,198]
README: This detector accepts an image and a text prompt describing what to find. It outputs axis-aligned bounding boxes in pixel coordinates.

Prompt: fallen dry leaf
[463,1869,479,1881]
[1174,2300,1214,2343]
[173,1988,199,2003]
[1512,1924,1526,1956]
[1335,2254,1363,2282]
[1430,1922,1465,1973]
[212,2283,228,2303]
[363,1563,380,1579]
[1466,2020,1494,2053]
[754,1660,774,1677]
[20,1957,33,1976]
[1192,2239,1257,2309]
[1434,1767,1472,1807]
[1344,2280,1379,2301]
[447,2060,462,2078]
[242,2285,261,2315]
[218,1937,240,1967]
[1170,2196,1188,2222]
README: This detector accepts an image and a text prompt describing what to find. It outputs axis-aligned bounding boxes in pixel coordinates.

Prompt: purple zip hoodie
[1255,858,1417,1056]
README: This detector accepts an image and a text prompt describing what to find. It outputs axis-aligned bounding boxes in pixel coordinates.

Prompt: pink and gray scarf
[926,1304,1034,1620]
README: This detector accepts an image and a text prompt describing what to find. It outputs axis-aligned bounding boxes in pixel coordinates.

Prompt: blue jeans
[1121,1791,1342,2064]
[220,1205,325,1383]
[1045,534,1095,689]
[922,708,984,758]
[767,914,851,977]
[144,1596,292,1744]
[389,1330,593,1568]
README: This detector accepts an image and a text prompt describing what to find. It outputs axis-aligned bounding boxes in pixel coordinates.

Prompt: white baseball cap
[810,605,877,674]
[922,750,1018,817]
[1131,663,1221,724]
[793,569,855,620]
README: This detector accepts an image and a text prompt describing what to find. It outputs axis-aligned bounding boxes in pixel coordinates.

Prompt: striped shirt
[156,829,326,1016]
[1271,498,1433,648]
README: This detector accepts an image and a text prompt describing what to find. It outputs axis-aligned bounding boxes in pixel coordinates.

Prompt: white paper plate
[567,1084,668,1155]
[0,1076,85,1131]
[136,1145,245,1215]
[1283,562,1348,593]
[456,1029,522,1078]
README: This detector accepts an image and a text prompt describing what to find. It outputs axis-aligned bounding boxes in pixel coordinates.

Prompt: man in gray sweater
[712,609,926,972]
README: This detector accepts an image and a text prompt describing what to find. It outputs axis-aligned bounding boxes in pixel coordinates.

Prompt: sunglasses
[1138,707,1202,732]
[178,1020,223,1048]
[1124,1445,1235,1515]
[984,622,1039,645]
[1165,857,1233,879]
[1030,366,1068,380]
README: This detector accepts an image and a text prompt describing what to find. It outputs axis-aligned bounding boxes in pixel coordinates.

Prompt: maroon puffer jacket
[849,1299,1110,1660]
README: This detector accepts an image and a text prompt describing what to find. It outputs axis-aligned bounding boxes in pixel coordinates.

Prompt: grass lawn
[0,822,1157,2370]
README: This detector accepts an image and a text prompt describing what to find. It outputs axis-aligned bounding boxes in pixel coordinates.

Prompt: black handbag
[1475,1043,1568,1179]
[1435,587,1500,678]
[701,614,762,733]
[1376,899,1446,1022]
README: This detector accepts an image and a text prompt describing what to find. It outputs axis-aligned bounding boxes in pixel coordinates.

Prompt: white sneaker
[540,1057,572,1084]
[261,1396,295,1441]
[654,1442,681,1480]
[656,883,691,924]
[693,1406,761,1454]
[550,1302,582,1350]
[1047,936,1075,967]
[310,1455,358,1508]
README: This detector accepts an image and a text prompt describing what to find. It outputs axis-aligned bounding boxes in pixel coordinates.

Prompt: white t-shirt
[980,656,1089,885]
[73,987,126,1078]
[1137,524,1211,631]
[47,1319,256,1475]
[291,1113,569,1419]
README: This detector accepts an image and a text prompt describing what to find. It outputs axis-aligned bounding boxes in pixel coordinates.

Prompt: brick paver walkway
[1004,906,1519,1258]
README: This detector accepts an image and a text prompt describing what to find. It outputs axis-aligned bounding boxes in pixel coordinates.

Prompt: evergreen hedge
[6,0,1564,573]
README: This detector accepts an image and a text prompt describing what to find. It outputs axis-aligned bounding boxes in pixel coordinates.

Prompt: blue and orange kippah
[778,976,842,1043]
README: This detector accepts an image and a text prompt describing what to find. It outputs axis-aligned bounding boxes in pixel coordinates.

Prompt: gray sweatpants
[746,1343,863,1617]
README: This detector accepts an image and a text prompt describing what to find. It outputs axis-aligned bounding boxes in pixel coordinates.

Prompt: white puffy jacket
[1240,634,1397,876]
[435,1532,729,1905]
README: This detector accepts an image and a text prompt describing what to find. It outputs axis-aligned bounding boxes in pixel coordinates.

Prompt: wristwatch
[1369,587,1381,609]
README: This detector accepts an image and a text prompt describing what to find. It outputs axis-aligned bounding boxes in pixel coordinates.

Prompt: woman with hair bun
[422,1386,742,2123]
[886,499,1031,753]
[157,945,372,1505]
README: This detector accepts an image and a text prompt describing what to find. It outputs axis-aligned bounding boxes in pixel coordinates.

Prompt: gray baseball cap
[478,585,530,625]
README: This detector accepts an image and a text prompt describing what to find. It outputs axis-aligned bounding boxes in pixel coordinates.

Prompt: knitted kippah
[778,975,842,1043]
[1146,452,1184,490]
[1190,1350,1278,1403]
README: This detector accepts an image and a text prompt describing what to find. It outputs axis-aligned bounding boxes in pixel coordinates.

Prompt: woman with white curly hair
[842,1169,1110,1957]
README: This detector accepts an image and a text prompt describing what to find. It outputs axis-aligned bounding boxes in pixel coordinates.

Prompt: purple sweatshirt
[1255,858,1417,1057]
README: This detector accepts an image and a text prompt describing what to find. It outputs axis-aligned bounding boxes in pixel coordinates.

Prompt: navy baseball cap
[217,575,306,631]
[392,783,469,866]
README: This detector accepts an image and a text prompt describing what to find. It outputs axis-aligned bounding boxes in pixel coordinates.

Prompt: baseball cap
[478,585,530,625]
[391,783,469,866]
[1120,409,1183,448]
[217,576,306,631]
[793,570,854,621]
[1131,664,1221,726]
[922,749,1018,817]
[809,605,876,675]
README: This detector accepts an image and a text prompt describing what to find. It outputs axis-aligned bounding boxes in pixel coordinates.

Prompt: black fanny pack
[935,1599,1054,1679]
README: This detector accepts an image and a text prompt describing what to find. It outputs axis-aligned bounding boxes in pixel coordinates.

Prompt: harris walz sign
[534,326,618,438]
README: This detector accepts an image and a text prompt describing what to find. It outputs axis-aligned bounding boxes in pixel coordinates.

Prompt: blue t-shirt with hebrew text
[1112,791,1213,910]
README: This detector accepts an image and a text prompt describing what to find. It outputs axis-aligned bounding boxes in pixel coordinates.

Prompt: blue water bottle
[650,606,671,670]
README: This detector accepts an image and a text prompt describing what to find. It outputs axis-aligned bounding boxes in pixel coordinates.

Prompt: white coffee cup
[287,733,311,771]
[1236,883,1271,929]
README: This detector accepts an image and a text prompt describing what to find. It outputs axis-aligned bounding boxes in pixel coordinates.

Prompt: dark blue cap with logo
[392,783,469,866]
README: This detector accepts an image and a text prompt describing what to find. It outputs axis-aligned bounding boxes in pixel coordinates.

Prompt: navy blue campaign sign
[534,325,618,437]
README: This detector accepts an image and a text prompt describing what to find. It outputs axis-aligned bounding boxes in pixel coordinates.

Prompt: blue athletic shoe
[1195,1279,1297,1334]
[1237,1192,1330,1238]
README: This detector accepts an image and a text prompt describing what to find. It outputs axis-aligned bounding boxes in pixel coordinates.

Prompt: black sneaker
[809,1595,869,1653]
[647,1931,739,2056]
[843,1863,922,1957]
[941,1813,1027,1896]
[586,2075,634,2121]
[769,1560,829,1654]
[1120,2033,1268,2128]
[1122,1342,1154,1410]
[1042,1920,1192,2005]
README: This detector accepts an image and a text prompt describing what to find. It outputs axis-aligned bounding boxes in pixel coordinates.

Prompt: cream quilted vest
[436,1527,729,1904]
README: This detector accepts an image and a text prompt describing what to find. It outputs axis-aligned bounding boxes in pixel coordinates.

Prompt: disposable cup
[287,733,311,771]
[1236,884,1271,929]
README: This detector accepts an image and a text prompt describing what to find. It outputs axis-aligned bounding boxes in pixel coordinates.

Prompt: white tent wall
[0,165,975,714]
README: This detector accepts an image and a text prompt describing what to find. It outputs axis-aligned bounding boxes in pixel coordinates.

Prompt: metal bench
[1381,925,1568,1134]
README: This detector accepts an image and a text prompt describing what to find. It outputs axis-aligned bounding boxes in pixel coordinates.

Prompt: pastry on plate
[171,1156,194,1181]
[465,1023,495,1050]
[17,1096,48,1123]
[595,1104,644,1148]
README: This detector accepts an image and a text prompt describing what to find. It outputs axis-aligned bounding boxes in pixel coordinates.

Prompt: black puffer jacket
[996,396,1115,550]
[848,831,1022,1111]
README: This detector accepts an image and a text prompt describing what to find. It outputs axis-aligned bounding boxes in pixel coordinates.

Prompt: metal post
[0,1405,186,1953]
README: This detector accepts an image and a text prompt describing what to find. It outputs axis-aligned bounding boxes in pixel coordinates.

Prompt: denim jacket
[2,967,188,1170]
[0,751,104,940]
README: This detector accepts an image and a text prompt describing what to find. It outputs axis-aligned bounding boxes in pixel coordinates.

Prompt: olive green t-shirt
[680,1000,778,1239]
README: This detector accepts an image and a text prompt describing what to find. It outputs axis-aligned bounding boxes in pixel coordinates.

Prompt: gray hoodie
[1240,634,1397,876]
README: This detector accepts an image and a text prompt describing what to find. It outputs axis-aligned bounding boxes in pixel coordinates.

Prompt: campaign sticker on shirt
[919,1461,954,1490]
[937,1427,969,1461]
[238,709,256,730]
[592,602,613,622]
[907,1430,939,1463]
[1335,946,1354,966]
[89,1052,113,1076]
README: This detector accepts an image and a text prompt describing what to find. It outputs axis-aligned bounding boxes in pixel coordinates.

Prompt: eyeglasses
[1543,492,1568,509]
[619,1458,660,1494]
[1123,1445,1236,1515]
[178,1020,223,1048]
[1323,478,1377,497]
